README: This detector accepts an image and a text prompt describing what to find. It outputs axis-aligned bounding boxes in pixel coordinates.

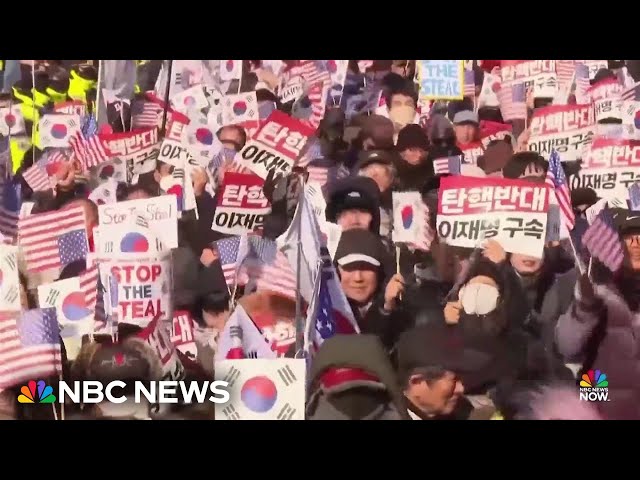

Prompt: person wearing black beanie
[394,124,434,191]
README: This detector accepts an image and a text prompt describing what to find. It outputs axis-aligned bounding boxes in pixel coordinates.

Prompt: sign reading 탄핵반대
[437,176,550,258]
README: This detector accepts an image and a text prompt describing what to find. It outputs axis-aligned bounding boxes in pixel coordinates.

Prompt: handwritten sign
[102,252,173,328]
[418,60,464,100]
[98,195,178,249]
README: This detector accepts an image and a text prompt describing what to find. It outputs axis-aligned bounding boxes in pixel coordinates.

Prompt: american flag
[0,308,62,389]
[619,81,640,102]
[22,163,52,192]
[411,202,435,252]
[131,97,163,129]
[433,155,462,175]
[243,250,296,300]
[297,138,322,168]
[248,235,277,263]
[18,206,88,273]
[556,60,576,88]
[81,113,98,137]
[575,63,591,104]
[216,236,242,287]
[294,61,332,88]
[545,150,575,231]
[80,264,99,316]
[0,208,18,240]
[464,70,476,98]
[0,179,20,241]
[497,82,527,121]
[69,129,111,171]
[299,82,328,131]
[583,208,624,273]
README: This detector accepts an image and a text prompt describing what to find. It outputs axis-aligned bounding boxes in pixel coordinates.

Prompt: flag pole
[160,60,173,136]
[567,235,585,275]
[294,174,306,356]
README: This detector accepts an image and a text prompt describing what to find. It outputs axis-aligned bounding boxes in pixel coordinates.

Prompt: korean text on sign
[235,110,314,179]
[212,172,271,235]
[527,104,595,161]
[571,137,640,202]
[418,60,464,100]
[500,60,557,98]
[436,176,550,258]
[102,127,159,161]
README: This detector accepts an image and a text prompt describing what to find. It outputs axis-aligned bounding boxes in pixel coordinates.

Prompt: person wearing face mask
[334,229,412,350]
[384,81,420,137]
[555,208,640,419]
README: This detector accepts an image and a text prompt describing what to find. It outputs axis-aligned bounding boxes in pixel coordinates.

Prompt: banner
[101,127,159,163]
[587,78,623,122]
[214,358,306,420]
[102,251,173,328]
[501,60,556,89]
[418,60,464,100]
[170,310,197,360]
[37,277,94,338]
[212,172,271,235]
[437,176,550,258]
[98,195,179,249]
[527,104,595,161]
[392,192,426,244]
[570,137,640,202]
[0,245,20,311]
[576,60,609,80]
[53,100,87,117]
[164,110,190,142]
[157,138,191,169]
[234,110,314,179]
[460,142,485,165]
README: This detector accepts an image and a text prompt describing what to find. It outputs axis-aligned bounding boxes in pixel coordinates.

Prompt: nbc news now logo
[18,379,231,405]
[579,370,610,402]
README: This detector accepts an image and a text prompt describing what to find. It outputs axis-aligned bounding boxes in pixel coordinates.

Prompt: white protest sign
[437,176,550,258]
[212,172,270,235]
[235,110,314,180]
[392,191,426,244]
[214,358,306,420]
[37,277,94,338]
[157,138,190,169]
[279,76,305,104]
[98,195,179,249]
[100,251,173,328]
[0,245,20,311]
[96,221,165,258]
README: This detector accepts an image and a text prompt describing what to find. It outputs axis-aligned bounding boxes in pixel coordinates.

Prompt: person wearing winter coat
[555,209,640,419]
[333,229,412,350]
[306,334,409,420]
[326,176,383,236]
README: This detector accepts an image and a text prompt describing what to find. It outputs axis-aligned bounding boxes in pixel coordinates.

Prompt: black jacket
[350,295,413,351]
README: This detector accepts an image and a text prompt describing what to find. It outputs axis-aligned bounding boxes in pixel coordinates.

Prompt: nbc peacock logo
[579,369,610,402]
[17,380,57,404]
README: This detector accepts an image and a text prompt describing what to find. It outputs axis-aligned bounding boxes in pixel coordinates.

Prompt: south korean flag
[0,106,25,136]
[38,114,81,148]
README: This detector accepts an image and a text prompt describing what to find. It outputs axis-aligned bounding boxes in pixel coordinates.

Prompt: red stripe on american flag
[22,165,52,192]
[18,206,86,273]
[242,251,296,300]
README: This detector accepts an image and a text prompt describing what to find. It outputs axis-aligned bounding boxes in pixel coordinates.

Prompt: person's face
[360,164,393,193]
[454,123,476,144]
[218,127,244,151]
[623,232,640,271]
[407,371,464,416]
[390,93,415,110]
[337,209,372,231]
[127,189,151,201]
[202,309,231,330]
[510,253,543,276]
[339,265,378,304]
[400,148,426,166]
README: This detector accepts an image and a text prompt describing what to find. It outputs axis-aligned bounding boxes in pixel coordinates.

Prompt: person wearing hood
[396,323,491,419]
[442,243,571,405]
[555,208,640,420]
[334,229,412,350]
[306,334,409,420]
[345,114,395,170]
[354,150,396,246]
[326,176,382,236]
[393,124,434,191]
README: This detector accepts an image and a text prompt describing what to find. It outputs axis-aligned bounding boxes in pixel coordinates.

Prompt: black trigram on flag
[172,168,185,180]
[3,284,18,304]
[223,366,241,388]
[104,241,114,253]
[3,253,16,271]
[276,403,296,420]
[277,365,297,387]
[46,289,61,306]
[229,325,243,340]
[155,238,163,252]
[222,404,240,420]
[135,215,149,229]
